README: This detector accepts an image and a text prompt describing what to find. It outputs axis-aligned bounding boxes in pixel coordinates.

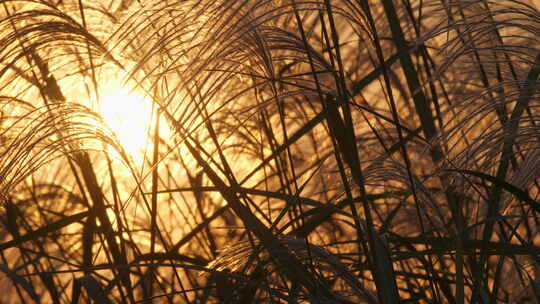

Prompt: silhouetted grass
[0,0,540,303]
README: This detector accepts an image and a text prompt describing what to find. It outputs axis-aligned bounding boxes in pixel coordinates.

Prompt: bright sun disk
[99,88,156,161]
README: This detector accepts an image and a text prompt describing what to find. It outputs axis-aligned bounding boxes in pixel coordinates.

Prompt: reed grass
[1,0,540,302]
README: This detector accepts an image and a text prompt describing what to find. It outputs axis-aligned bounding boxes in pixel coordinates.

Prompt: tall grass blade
[0,264,40,303]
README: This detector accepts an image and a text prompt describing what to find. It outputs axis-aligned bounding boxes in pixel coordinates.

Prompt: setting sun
[99,88,155,156]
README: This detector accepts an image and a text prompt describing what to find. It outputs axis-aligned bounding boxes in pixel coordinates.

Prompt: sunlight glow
[100,89,153,155]
[96,82,171,165]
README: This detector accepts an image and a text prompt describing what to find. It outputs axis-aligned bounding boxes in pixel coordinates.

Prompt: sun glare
[98,88,157,161]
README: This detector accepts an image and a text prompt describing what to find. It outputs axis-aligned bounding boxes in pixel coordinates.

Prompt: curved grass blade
[445,169,539,212]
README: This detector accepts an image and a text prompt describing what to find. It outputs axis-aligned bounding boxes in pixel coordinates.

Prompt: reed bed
[0,0,540,302]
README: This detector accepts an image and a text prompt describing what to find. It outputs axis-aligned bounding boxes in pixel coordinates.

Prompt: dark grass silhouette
[0,0,540,302]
